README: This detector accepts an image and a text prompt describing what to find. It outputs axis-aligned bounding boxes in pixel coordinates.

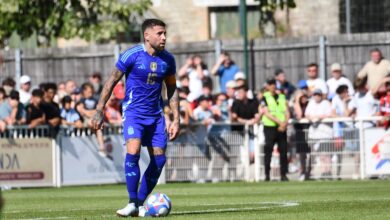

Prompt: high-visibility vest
[261,92,286,127]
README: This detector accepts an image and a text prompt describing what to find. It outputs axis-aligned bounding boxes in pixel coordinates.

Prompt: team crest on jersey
[150,62,157,72]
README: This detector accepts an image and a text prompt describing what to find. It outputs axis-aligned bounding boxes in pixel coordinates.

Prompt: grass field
[1,180,390,220]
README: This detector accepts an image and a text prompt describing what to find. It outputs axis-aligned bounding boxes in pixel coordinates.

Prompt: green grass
[2,180,390,220]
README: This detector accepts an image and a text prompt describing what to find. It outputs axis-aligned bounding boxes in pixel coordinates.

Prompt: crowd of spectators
[1,48,390,162]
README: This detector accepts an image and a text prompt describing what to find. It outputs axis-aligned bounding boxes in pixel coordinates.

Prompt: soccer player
[91,19,179,217]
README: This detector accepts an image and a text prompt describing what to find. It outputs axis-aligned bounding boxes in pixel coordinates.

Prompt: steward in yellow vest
[260,79,290,181]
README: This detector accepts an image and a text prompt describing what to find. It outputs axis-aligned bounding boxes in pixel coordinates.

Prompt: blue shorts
[123,114,167,148]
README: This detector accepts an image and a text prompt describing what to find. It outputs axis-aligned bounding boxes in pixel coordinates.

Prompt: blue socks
[137,154,167,206]
[125,153,141,205]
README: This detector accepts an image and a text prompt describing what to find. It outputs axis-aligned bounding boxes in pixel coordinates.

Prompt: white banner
[364,128,390,175]
[60,135,164,186]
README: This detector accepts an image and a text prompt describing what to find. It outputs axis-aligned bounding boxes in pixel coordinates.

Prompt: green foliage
[0,0,152,46]
[255,0,296,37]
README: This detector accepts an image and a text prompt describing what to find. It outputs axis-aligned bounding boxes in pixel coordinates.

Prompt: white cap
[225,80,236,89]
[20,75,31,84]
[234,72,246,80]
[330,63,341,72]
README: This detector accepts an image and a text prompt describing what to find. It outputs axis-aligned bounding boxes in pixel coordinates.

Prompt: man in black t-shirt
[231,84,260,163]
[41,83,61,137]
[26,89,45,128]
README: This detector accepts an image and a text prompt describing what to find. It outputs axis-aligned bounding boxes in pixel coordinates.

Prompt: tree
[255,0,296,37]
[0,0,152,47]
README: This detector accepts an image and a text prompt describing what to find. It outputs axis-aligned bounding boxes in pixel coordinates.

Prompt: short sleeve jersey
[116,44,176,118]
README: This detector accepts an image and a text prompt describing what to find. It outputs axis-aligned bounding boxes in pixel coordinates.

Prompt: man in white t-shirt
[353,78,378,128]
[327,63,354,100]
[18,75,32,106]
[306,63,328,98]
[178,55,210,102]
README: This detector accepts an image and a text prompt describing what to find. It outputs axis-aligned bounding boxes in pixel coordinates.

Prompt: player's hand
[91,110,104,130]
[168,120,180,141]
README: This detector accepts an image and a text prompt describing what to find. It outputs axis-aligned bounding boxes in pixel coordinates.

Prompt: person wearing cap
[192,95,214,126]
[225,80,236,108]
[326,63,354,100]
[260,78,290,181]
[274,68,295,100]
[306,63,328,97]
[211,52,239,93]
[18,75,32,106]
[305,88,333,178]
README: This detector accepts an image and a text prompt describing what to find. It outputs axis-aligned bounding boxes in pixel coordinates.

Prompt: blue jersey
[116,44,176,118]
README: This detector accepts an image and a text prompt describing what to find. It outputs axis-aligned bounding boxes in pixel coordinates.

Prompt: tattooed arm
[164,75,180,140]
[92,67,124,130]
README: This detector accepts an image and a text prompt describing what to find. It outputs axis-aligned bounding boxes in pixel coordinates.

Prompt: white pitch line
[16,217,70,220]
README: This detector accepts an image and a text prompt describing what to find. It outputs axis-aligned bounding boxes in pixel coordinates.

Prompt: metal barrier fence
[1,117,390,188]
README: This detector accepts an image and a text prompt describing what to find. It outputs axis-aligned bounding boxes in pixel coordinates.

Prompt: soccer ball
[145,193,172,217]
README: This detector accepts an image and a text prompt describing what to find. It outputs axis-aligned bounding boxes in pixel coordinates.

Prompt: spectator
[104,95,122,125]
[0,88,7,132]
[231,84,259,125]
[89,72,103,100]
[26,89,45,129]
[260,79,290,181]
[192,95,214,126]
[211,52,239,93]
[178,55,210,102]
[18,75,32,106]
[178,87,191,125]
[113,80,125,101]
[0,90,26,128]
[60,95,83,128]
[306,63,328,97]
[377,79,390,128]
[231,84,260,164]
[65,80,78,107]
[326,63,354,100]
[178,74,190,90]
[225,80,236,108]
[357,48,390,92]
[292,90,311,180]
[55,81,67,105]
[353,78,378,128]
[297,79,309,93]
[305,89,333,178]
[211,93,230,122]
[76,82,107,157]
[331,85,356,179]
[274,68,295,100]
[235,77,254,100]
[41,83,61,132]
[2,77,16,96]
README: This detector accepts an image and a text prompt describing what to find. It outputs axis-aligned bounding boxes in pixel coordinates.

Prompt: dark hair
[32,89,44,97]
[370,48,382,54]
[353,77,367,90]
[142,19,166,33]
[0,87,6,97]
[179,75,189,81]
[336,84,349,94]
[43,82,57,92]
[9,90,19,100]
[221,51,230,57]
[2,77,16,87]
[178,86,190,95]
[91,72,102,80]
[307,63,318,68]
[81,82,94,92]
[274,68,284,76]
[61,95,72,106]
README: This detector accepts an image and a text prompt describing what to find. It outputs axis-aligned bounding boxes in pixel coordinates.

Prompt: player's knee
[126,139,142,154]
[152,147,165,156]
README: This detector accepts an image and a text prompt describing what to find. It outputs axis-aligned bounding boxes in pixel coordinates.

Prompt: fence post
[15,49,22,89]
[254,124,261,182]
[244,124,250,181]
[358,119,366,179]
[114,44,121,62]
[318,36,327,80]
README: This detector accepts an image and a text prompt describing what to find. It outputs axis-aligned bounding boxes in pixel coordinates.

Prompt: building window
[339,0,390,33]
[209,6,260,39]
